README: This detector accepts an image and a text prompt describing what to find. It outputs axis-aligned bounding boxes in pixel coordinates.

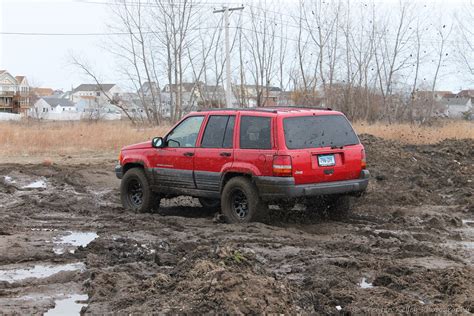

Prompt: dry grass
[0,120,169,156]
[352,120,474,144]
[0,119,472,157]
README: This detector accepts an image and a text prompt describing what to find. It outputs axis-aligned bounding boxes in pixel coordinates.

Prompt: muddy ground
[0,135,473,314]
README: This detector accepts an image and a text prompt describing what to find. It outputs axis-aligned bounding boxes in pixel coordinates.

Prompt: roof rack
[196,106,332,113]
[196,107,278,113]
[272,105,333,111]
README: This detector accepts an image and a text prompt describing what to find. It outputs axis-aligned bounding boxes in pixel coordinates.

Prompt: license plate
[318,154,335,167]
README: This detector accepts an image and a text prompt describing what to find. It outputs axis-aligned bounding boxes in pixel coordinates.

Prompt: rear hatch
[282,114,363,185]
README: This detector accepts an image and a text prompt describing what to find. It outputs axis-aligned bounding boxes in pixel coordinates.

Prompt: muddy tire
[221,177,268,223]
[120,168,155,213]
[326,195,351,220]
[198,197,221,210]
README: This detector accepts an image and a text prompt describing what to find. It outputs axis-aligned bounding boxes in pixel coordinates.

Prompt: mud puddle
[0,262,85,283]
[44,294,88,316]
[53,231,98,254]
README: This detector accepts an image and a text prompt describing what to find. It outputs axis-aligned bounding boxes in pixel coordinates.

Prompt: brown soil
[0,135,473,314]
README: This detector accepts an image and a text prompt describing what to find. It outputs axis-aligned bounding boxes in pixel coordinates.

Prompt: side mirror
[152,137,164,148]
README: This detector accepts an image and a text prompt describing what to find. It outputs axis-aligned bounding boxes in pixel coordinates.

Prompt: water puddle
[3,176,15,184]
[53,231,98,254]
[45,294,88,316]
[358,277,374,289]
[462,219,474,227]
[22,180,47,189]
[0,262,85,283]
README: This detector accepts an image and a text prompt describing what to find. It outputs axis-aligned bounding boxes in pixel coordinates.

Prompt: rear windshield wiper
[331,145,344,149]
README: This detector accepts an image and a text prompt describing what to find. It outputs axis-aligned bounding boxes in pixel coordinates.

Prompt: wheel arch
[122,161,145,175]
[220,172,253,192]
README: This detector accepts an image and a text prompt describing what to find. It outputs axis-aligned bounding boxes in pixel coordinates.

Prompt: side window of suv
[201,115,235,148]
[166,116,204,148]
[240,116,272,149]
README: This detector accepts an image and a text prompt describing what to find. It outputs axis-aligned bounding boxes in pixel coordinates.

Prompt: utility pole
[213,6,244,108]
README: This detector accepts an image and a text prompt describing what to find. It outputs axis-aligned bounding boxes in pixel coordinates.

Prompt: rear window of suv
[283,115,359,149]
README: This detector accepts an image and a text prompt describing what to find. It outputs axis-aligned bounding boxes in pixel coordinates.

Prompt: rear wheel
[221,177,268,223]
[121,168,157,213]
[198,197,221,210]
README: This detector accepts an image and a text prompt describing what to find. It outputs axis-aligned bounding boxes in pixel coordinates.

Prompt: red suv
[116,107,369,223]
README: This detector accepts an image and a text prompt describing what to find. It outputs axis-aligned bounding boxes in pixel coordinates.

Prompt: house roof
[73,84,116,92]
[163,83,196,93]
[457,89,474,97]
[15,76,25,83]
[441,97,471,106]
[32,88,54,97]
[42,97,75,107]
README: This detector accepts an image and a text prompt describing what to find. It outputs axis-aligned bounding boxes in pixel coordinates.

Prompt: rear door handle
[220,152,231,157]
[183,152,194,157]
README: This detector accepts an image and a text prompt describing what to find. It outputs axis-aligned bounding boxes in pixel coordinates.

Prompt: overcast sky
[0,0,472,92]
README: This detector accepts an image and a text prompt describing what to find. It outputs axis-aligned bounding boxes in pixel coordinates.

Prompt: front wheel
[120,168,157,213]
[221,177,268,223]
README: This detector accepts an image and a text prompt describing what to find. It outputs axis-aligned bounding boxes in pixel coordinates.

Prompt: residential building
[233,84,283,107]
[31,88,54,97]
[441,96,473,118]
[415,90,453,102]
[72,84,122,104]
[29,96,78,120]
[0,70,30,114]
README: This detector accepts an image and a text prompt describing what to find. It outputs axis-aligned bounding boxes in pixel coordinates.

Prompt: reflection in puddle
[460,241,474,249]
[0,263,85,283]
[45,294,88,316]
[53,231,98,254]
[359,277,374,289]
[22,180,47,189]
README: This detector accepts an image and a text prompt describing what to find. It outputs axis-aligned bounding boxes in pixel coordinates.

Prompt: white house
[441,97,473,118]
[72,84,122,104]
[29,97,80,120]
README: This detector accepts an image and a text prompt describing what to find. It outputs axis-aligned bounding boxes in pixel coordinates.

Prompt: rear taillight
[273,155,292,177]
[361,148,367,169]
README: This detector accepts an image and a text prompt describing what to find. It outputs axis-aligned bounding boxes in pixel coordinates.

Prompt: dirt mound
[359,134,474,211]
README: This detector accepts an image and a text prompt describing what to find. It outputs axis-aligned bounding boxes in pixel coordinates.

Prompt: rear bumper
[254,170,369,200]
[115,165,123,179]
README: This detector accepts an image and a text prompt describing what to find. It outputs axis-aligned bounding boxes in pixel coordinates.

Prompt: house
[29,96,79,120]
[138,82,161,98]
[441,96,473,118]
[233,84,282,107]
[457,89,474,98]
[415,90,453,102]
[72,84,122,104]
[0,70,30,114]
[31,88,54,97]
[161,82,231,112]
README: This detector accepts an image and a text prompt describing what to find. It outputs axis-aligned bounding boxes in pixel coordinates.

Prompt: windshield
[283,115,359,149]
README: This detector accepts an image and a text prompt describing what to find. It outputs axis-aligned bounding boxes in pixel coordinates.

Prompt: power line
[0,27,218,37]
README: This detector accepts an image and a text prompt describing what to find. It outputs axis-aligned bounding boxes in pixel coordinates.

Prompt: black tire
[120,168,157,213]
[198,197,221,210]
[326,195,351,220]
[221,177,268,223]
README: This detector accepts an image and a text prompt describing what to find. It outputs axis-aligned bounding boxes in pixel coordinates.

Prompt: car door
[150,115,205,189]
[233,114,275,176]
[194,115,235,191]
